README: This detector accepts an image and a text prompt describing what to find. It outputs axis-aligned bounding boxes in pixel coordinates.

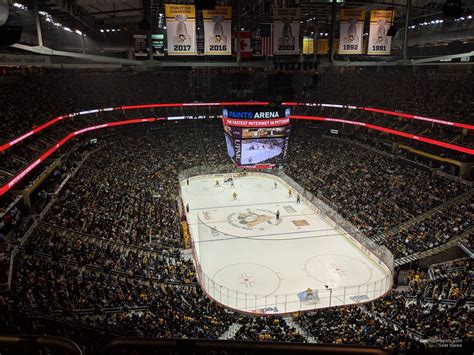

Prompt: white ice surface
[181,173,391,314]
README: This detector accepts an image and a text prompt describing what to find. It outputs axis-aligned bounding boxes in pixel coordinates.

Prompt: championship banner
[273,8,300,55]
[203,6,231,55]
[165,4,196,55]
[317,39,328,55]
[338,9,365,54]
[367,10,394,55]
[303,37,314,55]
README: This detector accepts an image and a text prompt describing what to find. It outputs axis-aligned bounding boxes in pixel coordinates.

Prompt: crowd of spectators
[380,199,473,258]
[1,68,473,353]
[294,257,472,348]
[287,127,470,255]
[25,225,196,284]
[234,316,306,342]
[14,253,234,338]
[294,306,416,351]
[410,258,472,302]
[44,130,203,249]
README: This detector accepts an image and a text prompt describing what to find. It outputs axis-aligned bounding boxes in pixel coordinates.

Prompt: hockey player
[233,192,237,200]
[297,195,301,203]
[276,209,280,220]
[274,182,277,189]
[288,189,292,198]
[215,180,220,187]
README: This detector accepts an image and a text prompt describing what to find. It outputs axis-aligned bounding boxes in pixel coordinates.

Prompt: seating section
[0,69,473,353]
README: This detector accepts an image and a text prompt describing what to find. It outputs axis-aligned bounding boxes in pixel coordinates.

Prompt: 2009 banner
[367,10,394,55]
[203,6,232,55]
[273,8,300,55]
[165,4,196,55]
[338,9,365,54]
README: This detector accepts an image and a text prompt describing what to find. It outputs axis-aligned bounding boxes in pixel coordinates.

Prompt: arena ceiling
[11,0,472,37]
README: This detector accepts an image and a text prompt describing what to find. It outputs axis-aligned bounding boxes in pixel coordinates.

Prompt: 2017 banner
[165,4,196,55]
[338,9,365,54]
[203,6,232,55]
[273,8,300,55]
[367,10,394,55]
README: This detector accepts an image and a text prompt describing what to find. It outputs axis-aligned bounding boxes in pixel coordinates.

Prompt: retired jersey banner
[338,9,365,54]
[367,10,394,55]
[203,6,232,55]
[273,8,300,55]
[165,4,196,55]
[317,39,328,55]
[302,37,314,55]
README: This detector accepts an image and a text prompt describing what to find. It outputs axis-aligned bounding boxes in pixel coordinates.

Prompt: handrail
[0,335,83,355]
[103,337,390,354]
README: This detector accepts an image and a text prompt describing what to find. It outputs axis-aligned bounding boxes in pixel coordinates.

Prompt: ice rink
[181,173,391,314]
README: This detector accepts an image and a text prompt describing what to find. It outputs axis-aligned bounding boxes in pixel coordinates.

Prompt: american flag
[260,23,273,56]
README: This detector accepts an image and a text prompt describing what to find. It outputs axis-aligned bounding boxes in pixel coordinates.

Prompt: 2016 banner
[338,9,365,54]
[273,8,300,55]
[203,6,232,55]
[367,10,394,55]
[165,4,196,55]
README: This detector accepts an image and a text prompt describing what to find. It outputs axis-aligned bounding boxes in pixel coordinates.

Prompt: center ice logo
[227,208,282,230]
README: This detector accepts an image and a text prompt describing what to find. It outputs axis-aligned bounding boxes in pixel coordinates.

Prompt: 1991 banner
[165,4,196,55]
[367,10,394,55]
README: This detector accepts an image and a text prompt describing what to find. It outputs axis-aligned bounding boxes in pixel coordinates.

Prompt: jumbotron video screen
[222,106,291,167]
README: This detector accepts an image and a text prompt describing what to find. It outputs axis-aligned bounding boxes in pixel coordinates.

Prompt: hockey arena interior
[0,0,473,354]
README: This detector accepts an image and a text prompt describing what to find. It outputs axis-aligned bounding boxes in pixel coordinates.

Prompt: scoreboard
[223,106,291,168]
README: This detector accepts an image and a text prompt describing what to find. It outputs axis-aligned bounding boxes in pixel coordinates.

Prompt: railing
[0,335,83,355]
[179,166,394,314]
[103,337,390,354]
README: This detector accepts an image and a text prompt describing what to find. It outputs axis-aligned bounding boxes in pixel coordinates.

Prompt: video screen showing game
[222,106,291,167]
[241,138,286,165]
